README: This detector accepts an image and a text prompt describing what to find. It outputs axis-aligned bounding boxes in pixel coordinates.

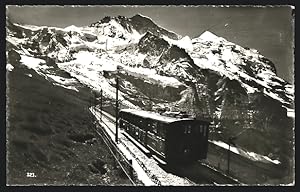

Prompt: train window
[188,125,192,134]
[152,122,158,134]
[155,122,159,135]
[184,125,192,134]
[147,121,151,130]
[203,125,206,136]
[152,122,157,130]
[199,125,203,133]
[156,123,166,139]
[161,127,166,138]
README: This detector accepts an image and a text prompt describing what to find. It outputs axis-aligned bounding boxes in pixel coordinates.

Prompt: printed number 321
[26,172,36,177]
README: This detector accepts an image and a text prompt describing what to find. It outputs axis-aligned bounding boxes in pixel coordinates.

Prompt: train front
[166,119,210,163]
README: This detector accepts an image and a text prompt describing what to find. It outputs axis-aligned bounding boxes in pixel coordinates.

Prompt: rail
[89,107,137,185]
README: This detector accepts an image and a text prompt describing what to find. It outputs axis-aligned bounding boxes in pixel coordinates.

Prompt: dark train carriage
[119,109,209,163]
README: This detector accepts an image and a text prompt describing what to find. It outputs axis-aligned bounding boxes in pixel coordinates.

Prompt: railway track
[92,107,241,185]
[162,162,241,185]
[89,107,139,185]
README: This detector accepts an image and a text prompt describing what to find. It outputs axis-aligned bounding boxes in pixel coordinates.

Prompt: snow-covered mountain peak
[197,31,220,42]
[129,14,181,40]
[88,14,181,40]
[64,25,81,32]
[131,13,152,20]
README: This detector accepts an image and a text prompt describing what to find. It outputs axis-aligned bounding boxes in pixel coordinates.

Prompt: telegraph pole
[115,76,119,143]
[90,90,92,112]
[106,39,108,51]
[227,142,231,175]
[226,128,254,174]
[91,90,94,114]
[100,89,103,121]
[227,136,237,175]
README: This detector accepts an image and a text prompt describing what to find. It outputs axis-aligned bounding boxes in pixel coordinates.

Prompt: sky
[6,5,294,83]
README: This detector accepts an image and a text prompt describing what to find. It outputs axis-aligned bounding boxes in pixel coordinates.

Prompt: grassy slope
[6,55,131,185]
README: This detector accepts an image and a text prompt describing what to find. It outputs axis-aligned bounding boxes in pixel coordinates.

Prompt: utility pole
[106,39,108,51]
[100,89,103,121]
[227,133,249,175]
[90,90,92,112]
[227,141,231,175]
[227,136,237,175]
[91,90,94,114]
[115,76,119,143]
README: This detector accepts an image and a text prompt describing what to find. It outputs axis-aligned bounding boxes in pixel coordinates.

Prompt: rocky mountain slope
[6,14,294,176]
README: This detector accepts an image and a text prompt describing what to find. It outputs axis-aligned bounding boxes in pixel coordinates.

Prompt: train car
[119,109,210,163]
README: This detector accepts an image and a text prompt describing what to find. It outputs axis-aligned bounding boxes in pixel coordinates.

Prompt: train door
[182,123,197,161]
[198,123,209,159]
[169,121,196,162]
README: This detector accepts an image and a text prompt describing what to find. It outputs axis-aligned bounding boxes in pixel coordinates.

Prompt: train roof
[120,109,196,124]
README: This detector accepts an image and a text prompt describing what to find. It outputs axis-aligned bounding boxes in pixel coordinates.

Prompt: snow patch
[14,23,44,31]
[246,152,281,165]
[123,66,183,88]
[6,36,28,46]
[57,52,137,108]
[6,64,14,72]
[46,74,78,85]
[282,106,295,118]
[210,140,281,165]
[163,35,193,52]
[52,83,79,92]
[210,140,240,154]
[285,84,294,96]
[20,55,47,70]
[19,54,80,92]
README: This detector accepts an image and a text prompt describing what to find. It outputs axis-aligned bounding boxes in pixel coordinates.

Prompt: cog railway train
[119,109,210,163]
